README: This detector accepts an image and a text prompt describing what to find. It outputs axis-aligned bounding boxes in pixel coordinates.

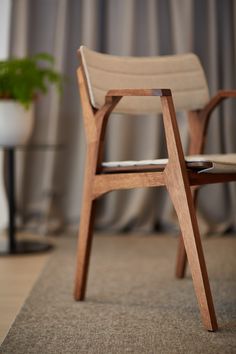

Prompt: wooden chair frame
[176,91,236,279]
[74,63,236,331]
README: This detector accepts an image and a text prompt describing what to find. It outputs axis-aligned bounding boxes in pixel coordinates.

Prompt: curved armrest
[189,90,236,155]
[95,88,173,155]
[96,88,172,123]
[96,87,185,172]
[201,90,236,121]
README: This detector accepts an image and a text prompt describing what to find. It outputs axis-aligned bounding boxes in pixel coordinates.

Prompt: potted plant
[0,53,62,146]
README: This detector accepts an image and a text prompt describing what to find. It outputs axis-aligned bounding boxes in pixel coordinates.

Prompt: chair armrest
[95,88,173,165]
[201,90,236,120]
[189,90,236,155]
[106,88,172,98]
[97,88,172,136]
[96,87,187,173]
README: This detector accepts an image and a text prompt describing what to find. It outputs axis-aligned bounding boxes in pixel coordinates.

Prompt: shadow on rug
[1,234,236,354]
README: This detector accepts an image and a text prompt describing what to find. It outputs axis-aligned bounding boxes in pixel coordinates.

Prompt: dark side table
[0,144,62,255]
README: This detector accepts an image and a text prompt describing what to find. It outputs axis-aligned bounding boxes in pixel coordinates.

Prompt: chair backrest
[79,46,210,115]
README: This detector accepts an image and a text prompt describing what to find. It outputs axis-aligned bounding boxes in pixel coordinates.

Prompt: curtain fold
[8,0,236,234]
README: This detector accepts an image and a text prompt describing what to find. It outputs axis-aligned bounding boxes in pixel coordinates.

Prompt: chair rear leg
[166,177,218,331]
[175,235,187,278]
[74,191,96,301]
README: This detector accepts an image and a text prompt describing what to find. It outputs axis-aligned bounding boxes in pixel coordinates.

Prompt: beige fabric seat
[102,153,236,174]
[75,45,236,332]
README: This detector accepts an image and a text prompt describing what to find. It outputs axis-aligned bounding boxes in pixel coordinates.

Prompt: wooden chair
[74,45,236,331]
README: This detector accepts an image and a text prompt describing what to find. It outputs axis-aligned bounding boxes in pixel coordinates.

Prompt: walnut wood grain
[93,172,165,199]
[194,90,236,155]
[106,88,172,97]
[176,90,236,279]
[161,95,218,331]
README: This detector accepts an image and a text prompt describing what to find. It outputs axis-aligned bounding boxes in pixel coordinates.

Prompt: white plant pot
[0,100,34,146]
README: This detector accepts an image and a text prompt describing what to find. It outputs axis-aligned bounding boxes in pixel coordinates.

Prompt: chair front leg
[165,169,218,331]
[74,197,96,301]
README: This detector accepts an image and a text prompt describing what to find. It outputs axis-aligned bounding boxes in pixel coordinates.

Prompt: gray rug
[1,234,236,354]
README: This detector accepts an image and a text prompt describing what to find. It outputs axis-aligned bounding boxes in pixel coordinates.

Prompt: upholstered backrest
[79,46,210,115]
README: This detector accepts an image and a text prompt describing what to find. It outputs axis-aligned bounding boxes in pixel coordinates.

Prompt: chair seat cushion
[102,153,236,174]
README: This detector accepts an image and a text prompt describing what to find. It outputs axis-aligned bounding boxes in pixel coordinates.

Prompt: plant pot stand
[0,147,53,255]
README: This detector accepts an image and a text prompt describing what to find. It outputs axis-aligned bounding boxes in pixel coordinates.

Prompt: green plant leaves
[0,53,62,109]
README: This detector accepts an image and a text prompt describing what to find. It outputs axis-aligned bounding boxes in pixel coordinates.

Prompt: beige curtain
[9,0,236,234]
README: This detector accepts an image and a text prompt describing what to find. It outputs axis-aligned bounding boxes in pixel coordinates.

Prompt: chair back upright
[79,46,210,115]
